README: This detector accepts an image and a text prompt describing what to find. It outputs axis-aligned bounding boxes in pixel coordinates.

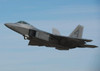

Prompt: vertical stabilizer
[69,25,84,38]
[52,28,60,35]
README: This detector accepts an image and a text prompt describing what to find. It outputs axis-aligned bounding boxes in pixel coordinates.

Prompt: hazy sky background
[0,0,100,71]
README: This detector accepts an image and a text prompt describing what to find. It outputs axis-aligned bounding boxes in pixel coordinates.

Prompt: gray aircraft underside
[5,21,97,50]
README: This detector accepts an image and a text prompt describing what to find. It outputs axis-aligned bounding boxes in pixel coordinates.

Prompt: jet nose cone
[5,23,9,27]
[4,23,13,28]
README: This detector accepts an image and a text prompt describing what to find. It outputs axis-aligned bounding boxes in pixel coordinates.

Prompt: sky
[0,0,100,71]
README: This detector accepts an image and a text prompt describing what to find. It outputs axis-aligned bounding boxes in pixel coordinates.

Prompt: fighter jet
[5,21,97,50]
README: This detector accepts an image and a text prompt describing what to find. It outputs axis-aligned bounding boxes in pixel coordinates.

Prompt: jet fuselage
[5,21,97,50]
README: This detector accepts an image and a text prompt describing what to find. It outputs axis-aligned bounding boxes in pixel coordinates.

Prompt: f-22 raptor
[5,21,97,50]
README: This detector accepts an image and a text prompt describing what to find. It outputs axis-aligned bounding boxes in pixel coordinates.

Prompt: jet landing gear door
[29,29,50,41]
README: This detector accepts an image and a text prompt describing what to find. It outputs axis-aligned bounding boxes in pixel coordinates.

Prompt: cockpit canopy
[17,21,29,24]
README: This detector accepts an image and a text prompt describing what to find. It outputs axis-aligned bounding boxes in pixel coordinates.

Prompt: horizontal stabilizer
[79,39,93,42]
[82,44,98,48]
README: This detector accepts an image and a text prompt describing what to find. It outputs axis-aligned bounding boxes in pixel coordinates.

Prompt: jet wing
[51,34,92,42]
[29,38,70,50]
[50,34,97,50]
[28,34,96,50]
